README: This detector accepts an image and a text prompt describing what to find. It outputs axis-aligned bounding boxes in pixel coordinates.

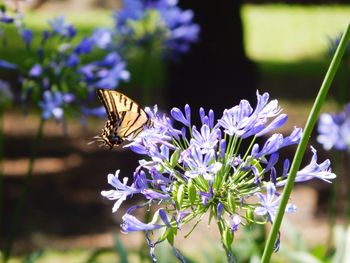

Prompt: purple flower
[230,215,241,232]
[0,11,14,23]
[252,129,302,159]
[254,182,296,223]
[65,53,80,67]
[39,90,68,120]
[121,213,163,233]
[101,170,141,213]
[171,104,191,127]
[29,64,43,77]
[114,0,199,54]
[293,147,336,183]
[190,124,219,154]
[0,60,17,70]
[317,110,350,151]
[20,28,33,48]
[218,91,282,138]
[183,147,222,180]
[79,52,130,89]
[90,28,112,49]
[48,16,76,38]
[74,37,94,55]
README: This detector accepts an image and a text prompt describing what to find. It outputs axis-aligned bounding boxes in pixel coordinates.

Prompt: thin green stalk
[3,118,45,263]
[0,112,4,261]
[261,23,350,263]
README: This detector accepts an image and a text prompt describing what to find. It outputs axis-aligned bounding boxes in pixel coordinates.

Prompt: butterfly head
[89,120,124,149]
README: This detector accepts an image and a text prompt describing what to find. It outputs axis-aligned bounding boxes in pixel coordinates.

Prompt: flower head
[100,90,336,262]
[113,0,199,55]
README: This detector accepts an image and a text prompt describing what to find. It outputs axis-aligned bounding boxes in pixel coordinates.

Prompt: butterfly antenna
[88,135,104,145]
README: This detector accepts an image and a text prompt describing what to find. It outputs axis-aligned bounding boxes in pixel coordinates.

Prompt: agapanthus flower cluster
[0,15,129,122]
[317,103,350,151]
[101,91,336,262]
[113,0,199,54]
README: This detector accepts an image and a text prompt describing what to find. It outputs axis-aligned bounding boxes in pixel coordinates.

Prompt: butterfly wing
[96,88,142,122]
[96,88,150,148]
[117,110,149,139]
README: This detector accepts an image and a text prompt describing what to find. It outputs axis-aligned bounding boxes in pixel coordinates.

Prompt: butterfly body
[95,89,151,149]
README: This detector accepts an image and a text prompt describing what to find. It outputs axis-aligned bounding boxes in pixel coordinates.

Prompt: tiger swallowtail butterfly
[92,89,151,149]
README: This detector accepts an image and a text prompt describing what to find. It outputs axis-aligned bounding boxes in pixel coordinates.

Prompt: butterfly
[93,88,151,149]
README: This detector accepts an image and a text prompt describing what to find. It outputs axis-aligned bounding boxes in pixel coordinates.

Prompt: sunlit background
[1,0,350,262]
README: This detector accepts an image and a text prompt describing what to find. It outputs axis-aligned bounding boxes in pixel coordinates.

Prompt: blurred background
[1,0,350,262]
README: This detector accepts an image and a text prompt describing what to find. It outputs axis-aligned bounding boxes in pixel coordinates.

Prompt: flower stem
[3,118,45,263]
[261,22,350,263]
[0,112,4,261]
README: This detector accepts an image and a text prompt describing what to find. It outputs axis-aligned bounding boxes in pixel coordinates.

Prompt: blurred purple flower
[28,64,43,77]
[254,182,296,223]
[79,52,130,89]
[0,59,17,70]
[317,108,350,151]
[19,28,33,48]
[39,90,74,121]
[48,16,76,38]
[113,0,199,54]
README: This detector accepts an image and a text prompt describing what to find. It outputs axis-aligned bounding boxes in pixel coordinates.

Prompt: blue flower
[39,90,74,121]
[100,90,336,262]
[190,124,219,154]
[183,146,222,180]
[101,170,141,213]
[171,104,191,127]
[48,16,76,38]
[28,64,43,77]
[65,53,80,67]
[294,147,336,183]
[90,28,112,49]
[19,28,33,49]
[0,12,14,23]
[113,0,199,54]
[0,59,17,70]
[317,109,350,151]
[79,52,130,89]
[218,91,282,138]
[74,37,94,55]
[121,213,163,233]
[254,182,296,223]
[230,215,241,232]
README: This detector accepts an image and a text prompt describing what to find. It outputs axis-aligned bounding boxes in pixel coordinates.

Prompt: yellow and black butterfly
[93,88,151,149]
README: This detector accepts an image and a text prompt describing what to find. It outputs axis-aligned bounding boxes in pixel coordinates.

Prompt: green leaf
[188,179,197,205]
[223,227,234,248]
[113,233,128,263]
[177,184,185,208]
[227,191,236,213]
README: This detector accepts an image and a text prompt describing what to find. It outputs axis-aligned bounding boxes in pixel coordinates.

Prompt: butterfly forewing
[95,88,150,148]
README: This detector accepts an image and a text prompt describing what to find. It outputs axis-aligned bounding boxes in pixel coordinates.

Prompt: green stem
[261,22,350,263]
[0,112,4,261]
[3,118,45,263]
